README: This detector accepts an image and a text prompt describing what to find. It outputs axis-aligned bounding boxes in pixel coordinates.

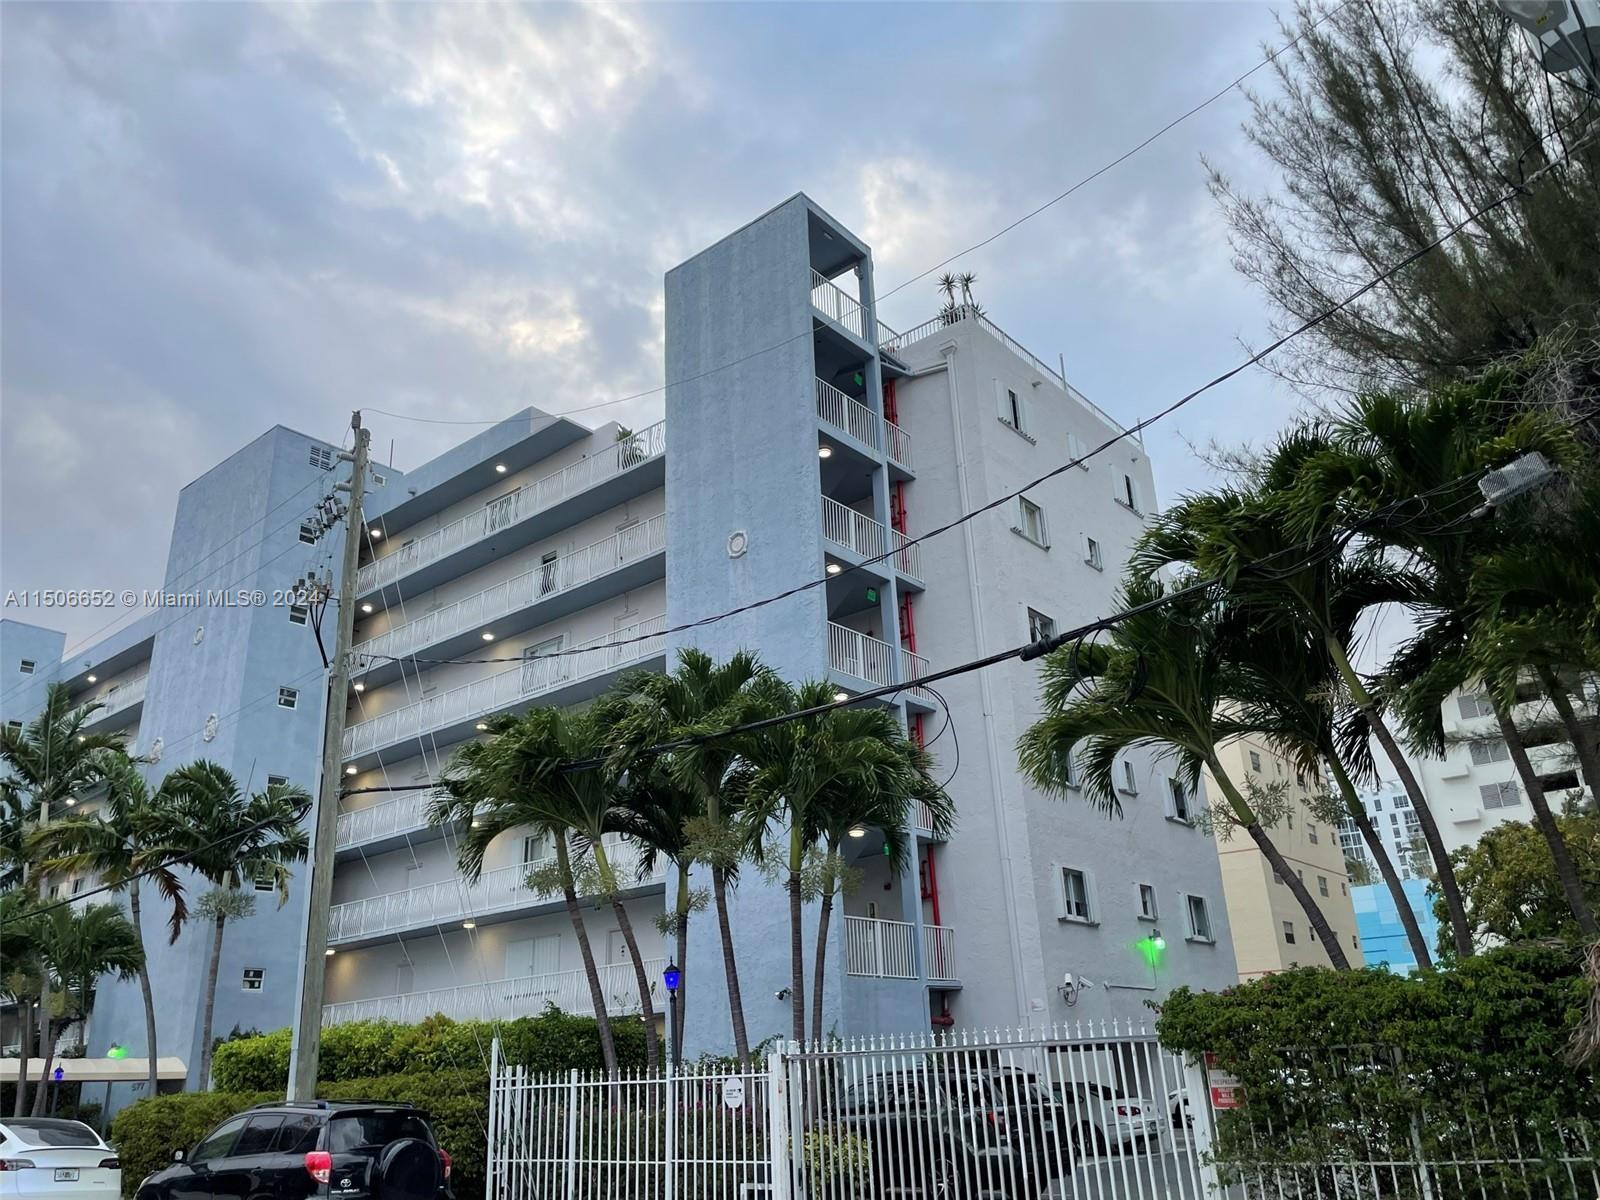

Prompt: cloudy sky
[2,0,1311,651]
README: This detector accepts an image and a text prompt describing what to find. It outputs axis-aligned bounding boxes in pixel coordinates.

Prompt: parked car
[1051,1081,1163,1154]
[1168,1089,1193,1131]
[974,1068,1072,1176]
[836,1066,1050,1198]
[0,1118,121,1200]
[135,1101,451,1200]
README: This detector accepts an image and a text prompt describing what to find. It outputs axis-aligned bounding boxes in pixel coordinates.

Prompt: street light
[1497,1,1600,94]
[663,962,682,1070]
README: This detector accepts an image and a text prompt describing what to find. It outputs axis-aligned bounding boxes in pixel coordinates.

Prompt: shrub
[109,1071,487,1200]
[212,1006,649,1092]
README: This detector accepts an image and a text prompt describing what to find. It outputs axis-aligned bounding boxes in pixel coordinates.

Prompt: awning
[0,1057,188,1083]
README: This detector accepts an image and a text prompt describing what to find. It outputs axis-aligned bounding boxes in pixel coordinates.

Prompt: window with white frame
[1059,748,1081,790]
[1469,739,1510,766]
[1457,692,1493,720]
[1118,760,1138,795]
[997,383,1030,436]
[1480,781,1520,809]
[1066,431,1089,468]
[6,720,21,732]
[1118,473,1143,514]
[1015,498,1048,547]
[71,878,85,895]
[277,687,298,710]
[1166,777,1192,822]
[1027,609,1056,643]
[1058,867,1095,923]
[523,832,551,865]
[1308,824,1319,844]
[1318,875,1329,897]
[254,873,275,893]
[288,605,309,626]
[1082,535,1103,570]
[1185,894,1214,942]
[267,774,288,788]
[1249,750,1262,772]
[242,968,265,992]
[1137,883,1159,921]
[1282,920,1296,945]
[19,659,36,675]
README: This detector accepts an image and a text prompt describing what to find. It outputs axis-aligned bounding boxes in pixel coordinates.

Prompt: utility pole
[287,410,369,1100]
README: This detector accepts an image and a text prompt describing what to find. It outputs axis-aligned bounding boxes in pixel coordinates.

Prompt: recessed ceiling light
[352,681,365,692]
[848,824,867,838]
[825,563,842,576]
[475,722,489,731]
[77,735,86,743]
[461,920,476,930]
[495,463,509,474]
[360,603,373,614]
[65,797,77,807]
[369,528,383,539]
[818,445,834,459]
[86,674,98,683]
[481,631,495,642]
[833,691,849,703]
[324,948,335,957]
[344,765,357,776]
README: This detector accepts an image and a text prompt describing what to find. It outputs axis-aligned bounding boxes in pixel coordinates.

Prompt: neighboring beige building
[1203,735,1365,980]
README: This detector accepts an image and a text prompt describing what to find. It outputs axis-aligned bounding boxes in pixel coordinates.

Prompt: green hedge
[1157,942,1595,1193]
[213,1008,649,1092]
[110,1071,487,1200]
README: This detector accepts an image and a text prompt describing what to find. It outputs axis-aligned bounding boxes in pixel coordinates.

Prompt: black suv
[135,1101,452,1200]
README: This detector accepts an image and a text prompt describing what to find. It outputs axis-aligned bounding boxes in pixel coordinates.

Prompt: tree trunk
[128,879,162,1098]
[710,865,751,1068]
[1327,635,1473,957]
[786,860,806,1045]
[195,911,226,1089]
[671,870,688,1068]
[31,1014,61,1116]
[1328,755,1433,968]
[1494,699,1599,937]
[556,836,617,1076]
[606,897,661,1070]
[1538,667,1600,802]
[811,883,835,1047]
[13,1002,34,1116]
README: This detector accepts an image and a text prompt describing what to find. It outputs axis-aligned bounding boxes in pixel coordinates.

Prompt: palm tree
[2,683,124,1113]
[1018,577,1353,969]
[160,762,309,1087]
[39,902,143,1055]
[30,752,189,1098]
[734,677,957,1044]
[1,891,47,1115]
[604,650,771,1066]
[432,706,656,1075]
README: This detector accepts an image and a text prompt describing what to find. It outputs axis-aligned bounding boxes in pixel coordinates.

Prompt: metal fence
[486,1025,1598,1199]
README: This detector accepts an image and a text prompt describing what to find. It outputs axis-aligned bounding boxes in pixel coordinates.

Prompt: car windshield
[5,1120,102,1148]
[327,1112,432,1153]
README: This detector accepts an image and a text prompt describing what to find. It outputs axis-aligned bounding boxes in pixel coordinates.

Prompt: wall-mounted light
[360,603,374,614]
[825,563,843,576]
[833,691,850,703]
[369,528,383,539]
[847,824,867,839]
[495,463,509,474]
[481,631,495,642]
[344,765,357,776]
[461,920,476,930]
[818,444,834,459]
[352,681,365,692]
[86,674,98,684]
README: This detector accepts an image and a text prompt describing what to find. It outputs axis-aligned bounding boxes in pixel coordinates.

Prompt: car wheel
[373,1138,441,1200]
[1073,1122,1106,1156]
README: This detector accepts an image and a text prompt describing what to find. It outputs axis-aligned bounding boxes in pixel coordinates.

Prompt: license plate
[55,1168,80,1181]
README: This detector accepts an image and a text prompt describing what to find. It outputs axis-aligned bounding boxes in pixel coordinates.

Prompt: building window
[1352,934,1359,950]
[266,774,288,788]
[1118,760,1138,795]
[1480,781,1520,810]
[998,385,1030,436]
[1249,750,1262,772]
[49,884,61,900]
[1137,883,1159,921]
[298,522,317,545]
[277,687,298,710]
[1318,875,1329,897]
[1015,498,1048,547]
[254,874,275,893]
[1457,692,1492,720]
[1282,920,1296,945]
[1060,749,1081,790]
[1082,535,1103,571]
[1066,431,1090,468]
[242,968,265,992]
[71,878,86,895]
[1185,895,1214,943]
[1166,777,1192,823]
[1273,869,1283,885]
[1308,824,1319,844]
[1393,792,1410,809]
[309,446,335,471]
[1118,474,1142,514]
[1469,739,1510,766]
[523,833,550,865]
[372,472,387,486]
[19,659,35,675]
[1027,609,1056,643]
[1309,925,1318,942]
[1341,881,1347,895]
[1058,867,1095,923]
[6,720,21,732]
[288,605,309,626]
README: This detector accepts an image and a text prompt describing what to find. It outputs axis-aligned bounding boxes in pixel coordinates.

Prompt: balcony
[914,801,946,840]
[843,915,918,980]
[327,839,665,945]
[323,959,664,1027]
[336,789,434,853]
[352,514,666,683]
[900,647,929,698]
[811,269,870,343]
[815,378,912,469]
[923,924,957,982]
[81,675,148,731]
[828,623,897,690]
[820,497,922,583]
[357,421,665,597]
[342,615,667,760]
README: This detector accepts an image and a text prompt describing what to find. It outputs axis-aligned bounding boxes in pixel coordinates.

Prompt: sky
[1,0,1314,653]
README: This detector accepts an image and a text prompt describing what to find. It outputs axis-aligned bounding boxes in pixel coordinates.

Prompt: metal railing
[914,800,940,833]
[354,514,665,667]
[811,269,866,341]
[815,378,880,450]
[828,623,896,689]
[892,528,922,580]
[342,615,667,758]
[327,839,664,943]
[900,646,929,697]
[922,923,956,981]
[843,915,918,979]
[324,959,662,1026]
[336,789,436,850]
[820,495,886,560]
[886,418,913,468]
[357,421,666,592]
[82,674,149,725]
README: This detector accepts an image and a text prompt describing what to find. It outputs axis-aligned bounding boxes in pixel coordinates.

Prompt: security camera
[776,986,792,1001]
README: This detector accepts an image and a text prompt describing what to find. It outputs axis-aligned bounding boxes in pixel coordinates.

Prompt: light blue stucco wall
[0,620,68,724]
[1351,880,1438,974]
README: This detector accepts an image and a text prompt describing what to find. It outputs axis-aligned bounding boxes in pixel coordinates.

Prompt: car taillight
[438,1149,451,1180]
[0,1160,37,1171]
[98,1158,121,1170]
[304,1152,332,1184]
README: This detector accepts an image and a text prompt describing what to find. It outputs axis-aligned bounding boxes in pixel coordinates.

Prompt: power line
[357,125,1594,674]
[362,2,1350,432]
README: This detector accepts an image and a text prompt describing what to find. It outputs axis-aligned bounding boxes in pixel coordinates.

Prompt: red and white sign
[1204,1053,1244,1110]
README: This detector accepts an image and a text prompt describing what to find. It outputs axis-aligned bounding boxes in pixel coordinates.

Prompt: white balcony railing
[811,269,867,341]
[923,924,957,981]
[327,839,664,943]
[815,378,880,450]
[323,959,664,1027]
[82,675,149,726]
[829,623,896,689]
[821,495,886,560]
[900,647,929,697]
[336,789,436,850]
[892,530,921,580]
[342,615,667,758]
[357,422,666,593]
[915,801,940,833]
[844,915,917,980]
[886,419,913,468]
[354,515,665,667]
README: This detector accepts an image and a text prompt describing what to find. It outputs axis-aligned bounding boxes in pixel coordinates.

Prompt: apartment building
[4,193,1238,1086]
[1202,736,1362,980]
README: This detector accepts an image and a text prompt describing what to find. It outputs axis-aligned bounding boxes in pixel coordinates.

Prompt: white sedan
[0,1119,121,1200]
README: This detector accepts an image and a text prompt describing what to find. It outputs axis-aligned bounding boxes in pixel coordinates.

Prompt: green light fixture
[106,1044,128,1060]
